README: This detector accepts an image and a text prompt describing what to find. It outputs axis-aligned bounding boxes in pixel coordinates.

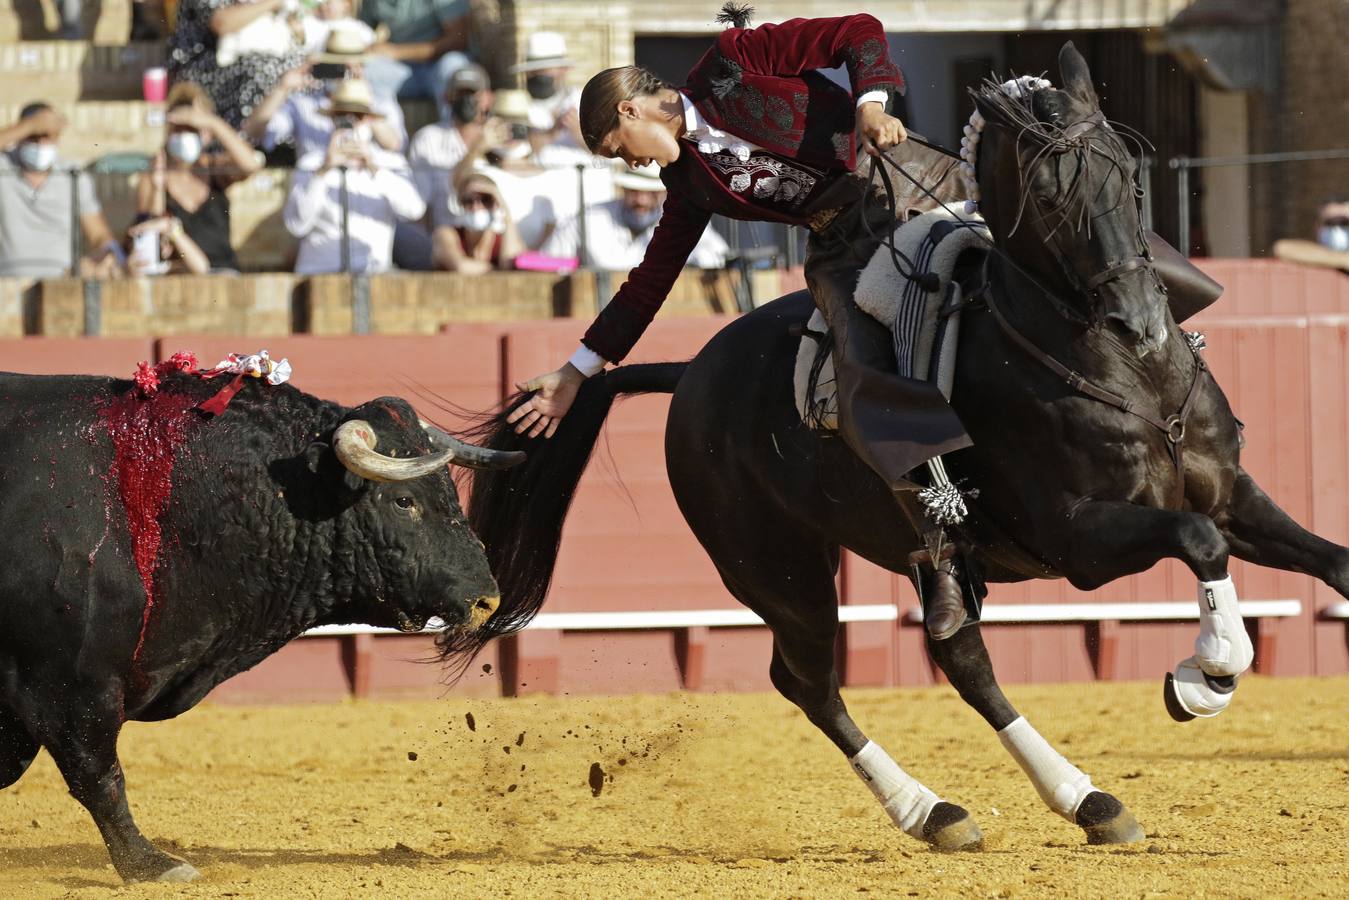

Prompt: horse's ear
[1058,41,1098,106]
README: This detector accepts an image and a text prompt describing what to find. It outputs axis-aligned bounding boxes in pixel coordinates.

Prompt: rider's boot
[894,490,967,641]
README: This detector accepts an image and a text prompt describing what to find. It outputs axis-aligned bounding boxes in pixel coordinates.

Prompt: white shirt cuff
[567,344,607,377]
[856,90,888,109]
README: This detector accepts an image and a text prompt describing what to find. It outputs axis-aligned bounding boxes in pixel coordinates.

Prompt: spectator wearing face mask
[0,103,124,278]
[432,170,523,273]
[359,0,473,120]
[1275,195,1349,272]
[513,32,585,155]
[243,30,408,160]
[284,79,426,274]
[134,83,264,274]
[582,163,728,272]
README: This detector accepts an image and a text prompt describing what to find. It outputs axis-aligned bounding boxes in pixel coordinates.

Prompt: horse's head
[968,43,1167,357]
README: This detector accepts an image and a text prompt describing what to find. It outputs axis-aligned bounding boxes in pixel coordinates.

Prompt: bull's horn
[419,420,526,470]
[333,419,455,482]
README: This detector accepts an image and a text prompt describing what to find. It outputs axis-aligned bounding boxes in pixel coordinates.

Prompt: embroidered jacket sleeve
[580,189,712,364]
[719,14,905,99]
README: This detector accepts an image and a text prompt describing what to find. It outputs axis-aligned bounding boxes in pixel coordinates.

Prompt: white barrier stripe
[1323,601,1349,620]
[300,599,1302,638]
[902,599,1302,623]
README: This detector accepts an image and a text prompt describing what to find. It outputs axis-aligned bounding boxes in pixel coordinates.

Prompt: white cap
[613,162,664,191]
[511,32,575,73]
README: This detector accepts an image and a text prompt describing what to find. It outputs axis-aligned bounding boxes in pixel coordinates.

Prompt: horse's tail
[437,362,688,667]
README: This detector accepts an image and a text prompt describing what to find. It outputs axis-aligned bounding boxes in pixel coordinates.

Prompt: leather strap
[983,289,1206,502]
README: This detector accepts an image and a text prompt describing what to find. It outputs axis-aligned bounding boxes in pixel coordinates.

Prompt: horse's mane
[968,76,1151,241]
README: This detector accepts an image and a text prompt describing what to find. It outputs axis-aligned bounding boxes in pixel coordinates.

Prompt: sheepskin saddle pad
[794,208,992,430]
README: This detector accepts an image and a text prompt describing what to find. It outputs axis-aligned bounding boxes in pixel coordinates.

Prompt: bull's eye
[394,496,416,510]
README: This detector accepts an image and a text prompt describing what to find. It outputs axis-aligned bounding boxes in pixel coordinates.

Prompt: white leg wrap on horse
[1169,655,1238,717]
[850,741,939,839]
[997,717,1095,821]
[1194,576,1253,677]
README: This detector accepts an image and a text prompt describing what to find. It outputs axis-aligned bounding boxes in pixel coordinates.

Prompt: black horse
[456,45,1349,849]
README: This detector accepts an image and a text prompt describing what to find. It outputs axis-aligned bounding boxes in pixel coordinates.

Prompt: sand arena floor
[1,675,1345,898]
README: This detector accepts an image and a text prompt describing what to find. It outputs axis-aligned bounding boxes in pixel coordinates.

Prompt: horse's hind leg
[925,625,1145,845]
[707,527,981,850]
[1219,467,1349,598]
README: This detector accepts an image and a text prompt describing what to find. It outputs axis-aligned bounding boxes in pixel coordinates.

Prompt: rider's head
[580,66,683,169]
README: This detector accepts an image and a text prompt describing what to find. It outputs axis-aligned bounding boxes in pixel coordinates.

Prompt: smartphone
[312,63,348,81]
[508,122,529,141]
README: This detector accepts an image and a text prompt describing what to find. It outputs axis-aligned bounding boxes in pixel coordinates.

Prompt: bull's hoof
[921,801,983,851]
[156,862,202,883]
[1075,791,1145,845]
[120,855,201,884]
[1163,672,1197,722]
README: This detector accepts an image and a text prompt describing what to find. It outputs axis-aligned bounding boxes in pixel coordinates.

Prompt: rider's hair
[578,66,671,154]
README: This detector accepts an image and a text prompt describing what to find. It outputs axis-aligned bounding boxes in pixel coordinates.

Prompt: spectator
[512,31,586,155]
[0,104,124,278]
[359,0,472,119]
[432,170,523,273]
[408,63,493,228]
[583,163,729,271]
[168,0,312,128]
[134,83,263,274]
[283,80,426,274]
[1274,195,1349,272]
[451,89,583,253]
[243,32,408,159]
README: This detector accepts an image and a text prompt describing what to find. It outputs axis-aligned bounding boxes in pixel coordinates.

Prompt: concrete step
[0,0,133,44]
[0,42,165,102]
[0,99,165,162]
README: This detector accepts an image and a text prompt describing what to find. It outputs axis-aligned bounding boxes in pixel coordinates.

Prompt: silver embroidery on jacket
[707,151,819,209]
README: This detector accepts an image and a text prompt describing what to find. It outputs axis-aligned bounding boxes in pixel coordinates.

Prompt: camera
[508,122,529,141]
[333,114,359,132]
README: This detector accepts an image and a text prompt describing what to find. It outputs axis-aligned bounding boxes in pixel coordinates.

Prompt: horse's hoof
[1163,673,1196,722]
[1075,791,1145,845]
[156,862,202,883]
[922,801,984,851]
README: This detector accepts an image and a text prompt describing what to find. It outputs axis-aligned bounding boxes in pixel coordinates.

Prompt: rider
[507,7,978,640]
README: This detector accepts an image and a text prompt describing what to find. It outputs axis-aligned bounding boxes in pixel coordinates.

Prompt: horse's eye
[394,496,416,510]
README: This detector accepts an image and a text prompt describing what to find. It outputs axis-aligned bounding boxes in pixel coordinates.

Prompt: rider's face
[596,99,681,169]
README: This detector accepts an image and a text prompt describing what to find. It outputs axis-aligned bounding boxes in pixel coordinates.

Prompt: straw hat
[613,162,665,191]
[323,78,381,117]
[492,89,532,123]
[312,24,374,64]
[510,31,575,73]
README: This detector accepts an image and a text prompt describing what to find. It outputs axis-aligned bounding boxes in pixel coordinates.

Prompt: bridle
[871,116,1207,503]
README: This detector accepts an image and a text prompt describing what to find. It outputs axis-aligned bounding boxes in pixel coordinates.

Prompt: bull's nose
[468,595,500,629]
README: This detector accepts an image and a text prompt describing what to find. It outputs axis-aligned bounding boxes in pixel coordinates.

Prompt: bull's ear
[1058,41,1098,106]
[305,441,363,491]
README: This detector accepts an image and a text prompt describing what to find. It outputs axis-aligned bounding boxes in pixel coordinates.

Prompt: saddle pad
[795,208,991,429]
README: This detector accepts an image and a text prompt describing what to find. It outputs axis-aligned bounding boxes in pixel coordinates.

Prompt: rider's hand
[857,101,907,157]
[507,364,587,438]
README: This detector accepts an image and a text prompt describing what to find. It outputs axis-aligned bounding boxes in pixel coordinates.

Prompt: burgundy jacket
[581,15,905,364]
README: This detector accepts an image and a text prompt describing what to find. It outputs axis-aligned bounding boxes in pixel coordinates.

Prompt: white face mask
[462,208,493,231]
[1318,225,1349,253]
[16,141,57,172]
[166,132,203,165]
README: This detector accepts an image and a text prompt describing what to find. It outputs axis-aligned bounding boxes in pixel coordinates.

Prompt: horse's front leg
[1218,466,1349,598]
[1052,500,1252,721]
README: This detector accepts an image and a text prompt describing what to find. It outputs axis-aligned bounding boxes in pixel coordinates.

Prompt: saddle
[794,208,992,432]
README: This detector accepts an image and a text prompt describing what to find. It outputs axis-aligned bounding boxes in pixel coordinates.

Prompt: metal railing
[1170,148,1349,254]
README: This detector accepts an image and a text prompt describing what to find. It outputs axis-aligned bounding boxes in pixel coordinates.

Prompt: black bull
[0,371,519,882]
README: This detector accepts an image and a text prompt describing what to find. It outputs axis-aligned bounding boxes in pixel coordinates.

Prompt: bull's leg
[21,693,199,882]
[0,703,40,788]
[1051,500,1250,721]
[925,625,1144,844]
[1218,467,1349,597]
[710,529,982,851]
